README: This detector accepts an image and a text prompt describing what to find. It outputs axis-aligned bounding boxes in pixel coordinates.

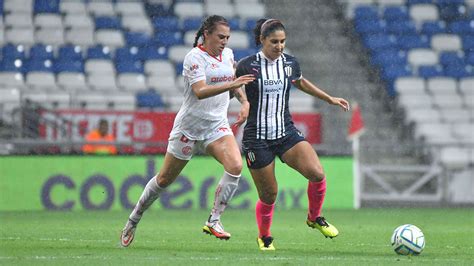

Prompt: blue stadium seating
[125,32,152,47]
[0,59,24,72]
[58,45,83,61]
[86,45,112,60]
[34,0,60,14]
[115,60,144,74]
[383,6,410,21]
[25,59,54,73]
[136,90,165,108]
[29,44,55,60]
[421,21,447,36]
[2,44,27,60]
[397,35,430,49]
[115,46,141,62]
[418,65,445,78]
[182,18,202,31]
[153,31,184,47]
[153,17,180,32]
[54,59,84,73]
[95,16,122,30]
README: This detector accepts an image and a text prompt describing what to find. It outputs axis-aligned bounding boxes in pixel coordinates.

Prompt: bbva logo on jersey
[284,65,292,77]
[263,80,283,86]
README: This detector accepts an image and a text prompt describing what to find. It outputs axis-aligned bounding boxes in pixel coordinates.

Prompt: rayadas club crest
[284,65,292,77]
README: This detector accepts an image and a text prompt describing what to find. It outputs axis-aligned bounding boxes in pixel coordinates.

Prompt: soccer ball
[391,224,425,255]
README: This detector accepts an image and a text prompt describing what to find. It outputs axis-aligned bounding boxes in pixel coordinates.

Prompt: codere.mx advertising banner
[0,156,353,211]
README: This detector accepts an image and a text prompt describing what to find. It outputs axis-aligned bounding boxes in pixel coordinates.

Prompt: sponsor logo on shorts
[247,151,256,163]
[180,135,189,143]
[217,127,229,133]
[182,146,192,156]
[297,130,304,137]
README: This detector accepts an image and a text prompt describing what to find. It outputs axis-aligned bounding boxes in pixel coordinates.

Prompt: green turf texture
[1,208,473,265]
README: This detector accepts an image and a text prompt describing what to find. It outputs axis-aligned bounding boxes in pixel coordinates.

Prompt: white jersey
[171,45,235,140]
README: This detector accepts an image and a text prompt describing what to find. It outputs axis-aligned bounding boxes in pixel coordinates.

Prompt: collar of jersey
[198,44,222,62]
[259,51,281,64]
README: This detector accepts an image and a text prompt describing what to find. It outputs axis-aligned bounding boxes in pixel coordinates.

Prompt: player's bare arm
[232,87,250,127]
[192,74,255,100]
[293,78,350,111]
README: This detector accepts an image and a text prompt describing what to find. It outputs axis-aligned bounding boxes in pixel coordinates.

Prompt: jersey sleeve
[183,52,206,85]
[235,58,247,78]
[292,58,303,80]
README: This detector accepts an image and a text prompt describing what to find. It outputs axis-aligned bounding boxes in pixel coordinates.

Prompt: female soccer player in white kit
[121,15,255,247]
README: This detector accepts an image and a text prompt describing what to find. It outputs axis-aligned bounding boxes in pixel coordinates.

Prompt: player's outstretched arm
[192,74,255,100]
[292,78,350,112]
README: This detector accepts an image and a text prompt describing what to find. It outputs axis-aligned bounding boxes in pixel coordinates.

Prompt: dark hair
[193,15,229,47]
[253,18,285,46]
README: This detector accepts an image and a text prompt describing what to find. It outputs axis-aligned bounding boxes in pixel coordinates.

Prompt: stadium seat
[86,45,112,60]
[57,72,87,91]
[427,77,458,95]
[354,5,379,21]
[395,77,426,96]
[87,74,118,91]
[431,94,464,109]
[87,1,116,17]
[182,17,202,32]
[420,21,447,36]
[35,28,65,46]
[408,49,439,67]
[144,60,175,77]
[95,30,125,50]
[404,108,442,124]
[459,78,474,95]
[153,31,184,47]
[0,72,25,87]
[227,31,250,49]
[136,89,165,108]
[58,45,83,61]
[4,0,33,13]
[383,6,409,21]
[115,1,146,16]
[5,28,35,47]
[139,46,168,60]
[117,73,147,91]
[414,122,457,145]
[409,4,439,26]
[386,21,417,35]
[418,65,445,78]
[115,46,141,62]
[397,35,430,49]
[25,72,57,90]
[85,59,115,75]
[0,88,21,122]
[5,13,34,28]
[452,123,474,141]
[445,64,473,79]
[121,16,153,35]
[441,109,472,123]
[60,1,87,15]
[65,28,95,48]
[125,32,152,47]
[146,75,177,94]
[234,2,265,19]
[63,14,94,30]
[168,46,189,63]
[54,60,84,73]
[34,13,63,29]
[431,34,462,51]
[205,3,235,17]
[0,58,25,73]
[95,16,122,30]
[34,0,60,14]
[115,60,144,74]
[29,44,54,60]
[153,16,180,32]
[174,2,204,19]
[2,44,27,60]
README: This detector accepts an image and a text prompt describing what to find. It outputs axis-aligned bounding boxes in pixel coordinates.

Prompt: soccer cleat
[202,219,231,240]
[306,216,339,239]
[120,219,137,247]
[257,236,275,251]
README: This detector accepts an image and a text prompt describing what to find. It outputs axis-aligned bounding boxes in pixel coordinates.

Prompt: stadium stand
[341,0,473,172]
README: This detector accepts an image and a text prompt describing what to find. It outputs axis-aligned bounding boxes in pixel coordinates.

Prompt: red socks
[255,200,275,238]
[307,178,327,221]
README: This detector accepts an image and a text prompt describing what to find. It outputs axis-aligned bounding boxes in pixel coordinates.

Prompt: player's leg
[203,134,243,240]
[121,133,193,247]
[250,162,278,251]
[281,140,339,238]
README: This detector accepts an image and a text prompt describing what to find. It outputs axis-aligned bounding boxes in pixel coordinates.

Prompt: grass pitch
[0,208,473,265]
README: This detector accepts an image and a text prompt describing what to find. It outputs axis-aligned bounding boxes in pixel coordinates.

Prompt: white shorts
[167,125,233,160]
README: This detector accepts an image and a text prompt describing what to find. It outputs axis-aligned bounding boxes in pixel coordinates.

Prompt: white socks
[129,176,164,224]
[209,171,241,222]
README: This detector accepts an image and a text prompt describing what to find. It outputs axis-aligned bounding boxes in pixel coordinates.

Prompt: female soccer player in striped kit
[235,19,350,250]
[120,15,255,247]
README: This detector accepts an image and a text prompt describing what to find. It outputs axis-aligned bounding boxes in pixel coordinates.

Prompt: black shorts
[242,129,306,169]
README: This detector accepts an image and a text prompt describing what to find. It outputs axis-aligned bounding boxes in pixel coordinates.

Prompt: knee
[259,190,278,204]
[224,160,242,176]
[306,165,325,182]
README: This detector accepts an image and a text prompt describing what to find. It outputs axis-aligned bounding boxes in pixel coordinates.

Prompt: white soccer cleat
[202,219,231,240]
[120,219,137,247]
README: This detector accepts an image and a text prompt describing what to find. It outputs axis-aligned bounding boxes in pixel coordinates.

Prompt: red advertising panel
[39,110,322,145]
